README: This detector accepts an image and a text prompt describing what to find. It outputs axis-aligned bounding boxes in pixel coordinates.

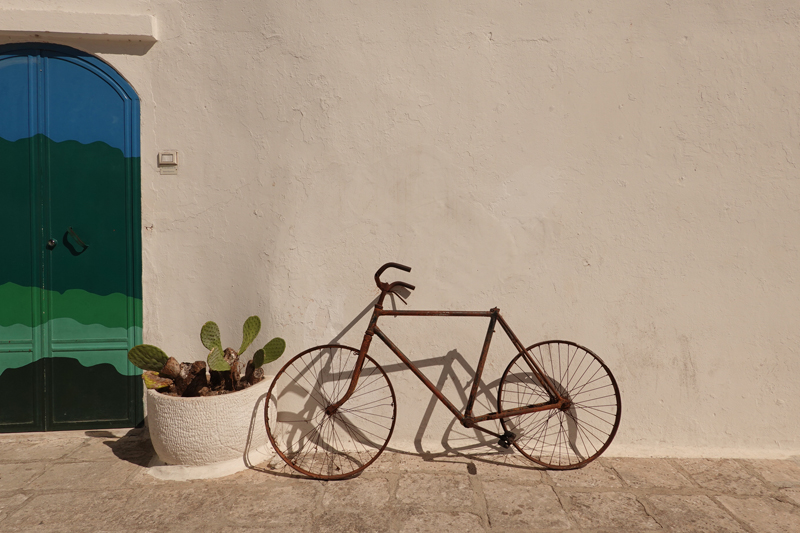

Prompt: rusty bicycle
[265,263,621,480]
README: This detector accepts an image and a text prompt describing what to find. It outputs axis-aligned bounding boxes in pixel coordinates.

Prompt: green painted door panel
[0,56,44,429]
[45,138,140,428]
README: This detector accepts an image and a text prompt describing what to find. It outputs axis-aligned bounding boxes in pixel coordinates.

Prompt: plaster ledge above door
[0,9,157,43]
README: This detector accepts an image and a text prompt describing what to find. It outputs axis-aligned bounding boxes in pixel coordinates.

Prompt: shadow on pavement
[86,429,155,467]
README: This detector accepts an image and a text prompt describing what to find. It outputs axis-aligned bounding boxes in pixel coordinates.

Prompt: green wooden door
[0,43,143,432]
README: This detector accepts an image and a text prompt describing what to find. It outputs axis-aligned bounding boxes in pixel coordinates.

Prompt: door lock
[46,239,57,250]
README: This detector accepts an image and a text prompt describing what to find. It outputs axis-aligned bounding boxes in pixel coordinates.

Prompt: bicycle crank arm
[461,420,518,449]
[498,431,517,449]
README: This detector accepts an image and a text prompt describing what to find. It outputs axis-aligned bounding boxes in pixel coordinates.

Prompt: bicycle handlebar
[388,281,416,292]
[375,263,415,291]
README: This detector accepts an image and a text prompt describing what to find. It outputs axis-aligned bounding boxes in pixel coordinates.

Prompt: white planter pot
[145,377,274,479]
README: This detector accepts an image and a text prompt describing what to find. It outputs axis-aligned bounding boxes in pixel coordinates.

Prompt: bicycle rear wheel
[265,344,396,480]
[498,340,621,469]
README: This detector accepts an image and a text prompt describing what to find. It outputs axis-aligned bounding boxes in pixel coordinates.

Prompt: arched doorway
[0,43,143,431]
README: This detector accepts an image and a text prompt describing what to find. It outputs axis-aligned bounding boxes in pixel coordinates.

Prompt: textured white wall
[4,1,800,457]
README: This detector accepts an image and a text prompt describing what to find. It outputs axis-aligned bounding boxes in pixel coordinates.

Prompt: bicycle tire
[265,344,397,480]
[498,340,621,469]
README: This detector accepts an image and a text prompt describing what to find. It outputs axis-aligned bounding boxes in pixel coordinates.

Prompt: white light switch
[158,151,178,175]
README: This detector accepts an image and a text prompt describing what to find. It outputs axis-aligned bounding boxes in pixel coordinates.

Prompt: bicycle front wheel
[498,340,621,469]
[265,344,397,480]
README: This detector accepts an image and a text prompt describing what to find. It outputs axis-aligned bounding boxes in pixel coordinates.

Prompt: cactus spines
[239,316,261,355]
[257,337,286,367]
[128,344,169,372]
[207,346,231,372]
[201,321,222,351]
[142,371,173,390]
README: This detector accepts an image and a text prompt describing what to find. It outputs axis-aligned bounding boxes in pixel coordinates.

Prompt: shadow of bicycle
[258,294,591,477]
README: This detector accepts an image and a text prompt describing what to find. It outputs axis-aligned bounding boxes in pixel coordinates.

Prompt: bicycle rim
[498,340,621,469]
[265,345,397,480]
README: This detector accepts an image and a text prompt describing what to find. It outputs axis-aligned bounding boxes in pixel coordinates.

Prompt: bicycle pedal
[498,438,512,449]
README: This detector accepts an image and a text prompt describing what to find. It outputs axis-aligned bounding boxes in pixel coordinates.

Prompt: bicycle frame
[266,263,621,479]
[327,299,571,441]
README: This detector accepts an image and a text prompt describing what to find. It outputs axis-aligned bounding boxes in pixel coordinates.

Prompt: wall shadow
[0,37,157,56]
[265,294,600,475]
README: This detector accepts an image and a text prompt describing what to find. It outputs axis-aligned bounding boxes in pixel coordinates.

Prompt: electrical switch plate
[158,150,178,175]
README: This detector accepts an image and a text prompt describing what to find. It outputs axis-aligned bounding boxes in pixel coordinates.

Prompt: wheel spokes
[266,345,396,479]
[499,341,621,469]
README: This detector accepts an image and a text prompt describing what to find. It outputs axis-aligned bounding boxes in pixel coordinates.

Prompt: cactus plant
[200,321,222,352]
[126,315,285,397]
[128,344,169,372]
[207,346,230,372]
[142,371,173,390]
[254,337,286,368]
[239,316,261,354]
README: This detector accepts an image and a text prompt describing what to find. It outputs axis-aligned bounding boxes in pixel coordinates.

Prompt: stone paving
[1,429,800,532]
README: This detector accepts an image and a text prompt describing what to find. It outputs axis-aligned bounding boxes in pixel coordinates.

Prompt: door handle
[67,227,89,250]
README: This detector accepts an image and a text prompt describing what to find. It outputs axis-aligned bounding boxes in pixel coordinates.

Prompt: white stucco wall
[3,1,799,457]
